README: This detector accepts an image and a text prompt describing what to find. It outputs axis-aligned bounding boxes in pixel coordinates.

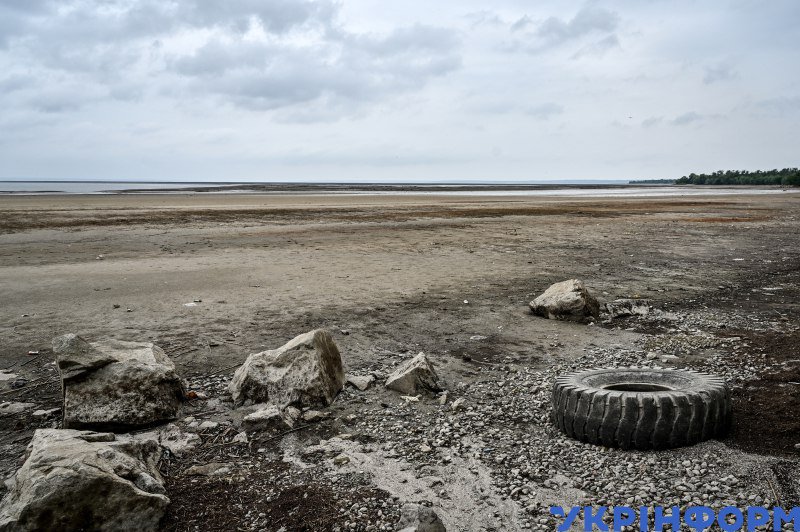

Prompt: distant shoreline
[0,181,795,196]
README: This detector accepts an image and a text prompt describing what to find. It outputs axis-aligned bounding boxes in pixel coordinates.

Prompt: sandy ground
[1,190,799,530]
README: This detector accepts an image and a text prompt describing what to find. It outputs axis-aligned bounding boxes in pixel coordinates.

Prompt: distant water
[0,181,796,198]
[0,181,199,194]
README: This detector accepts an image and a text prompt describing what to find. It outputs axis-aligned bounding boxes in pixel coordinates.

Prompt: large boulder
[385,353,441,395]
[52,334,185,430]
[529,279,600,322]
[0,429,168,531]
[229,329,344,408]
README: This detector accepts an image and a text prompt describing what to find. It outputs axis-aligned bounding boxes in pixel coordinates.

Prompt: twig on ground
[262,425,313,443]
[0,377,58,397]
[765,473,781,507]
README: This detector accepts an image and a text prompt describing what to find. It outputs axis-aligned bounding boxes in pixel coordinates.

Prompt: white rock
[0,371,18,383]
[229,329,344,409]
[529,279,600,321]
[184,463,231,477]
[125,423,200,458]
[0,429,168,531]
[450,398,466,411]
[198,421,218,430]
[242,404,286,432]
[385,353,441,395]
[52,334,185,430]
[31,408,61,419]
[302,410,328,423]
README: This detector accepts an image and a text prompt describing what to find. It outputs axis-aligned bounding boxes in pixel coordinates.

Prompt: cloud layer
[0,0,798,181]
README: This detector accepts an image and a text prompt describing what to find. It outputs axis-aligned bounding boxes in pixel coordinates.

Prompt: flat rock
[31,408,60,419]
[229,329,344,408]
[52,334,185,430]
[125,423,200,458]
[184,463,231,477]
[529,279,600,322]
[0,402,36,416]
[0,429,168,531]
[346,374,375,391]
[242,404,287,432]
[385,353,441,395]
[0,371,18,383]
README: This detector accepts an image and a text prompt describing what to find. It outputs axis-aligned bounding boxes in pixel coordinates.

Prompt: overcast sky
[0,0,797,182]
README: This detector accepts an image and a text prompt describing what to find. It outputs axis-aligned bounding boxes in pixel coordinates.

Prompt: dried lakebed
[0,192,798,530]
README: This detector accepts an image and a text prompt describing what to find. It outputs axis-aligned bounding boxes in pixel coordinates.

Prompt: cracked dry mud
[1,191,798,531]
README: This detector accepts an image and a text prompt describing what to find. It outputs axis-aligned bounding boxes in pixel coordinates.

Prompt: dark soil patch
[771,461,800,507]
[0,199,739,233]
[725,329,800,456]
[161,461,395,532]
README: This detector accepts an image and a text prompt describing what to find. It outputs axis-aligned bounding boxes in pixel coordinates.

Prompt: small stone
[232,432,248,444]
[302,410,327,422]
[333,454,350,466]
[32,408,61,419]
[346,374,375,391]
[0,402,36,415]
[198,421,218,430]
[282,406,301,428]
[385,353,441,395]
[184,462,231,477]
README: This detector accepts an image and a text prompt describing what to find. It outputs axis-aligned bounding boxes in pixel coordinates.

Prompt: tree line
[675,168,800,186]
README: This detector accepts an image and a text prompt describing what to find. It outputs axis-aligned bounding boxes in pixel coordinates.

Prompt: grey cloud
[510,16,533,33]
[0,1,460,120]
[0,74,36,93]
[26,85,105,113]
[755,96,800,111]
[171,41,275,77]
[180,0,337,34]
[506,5,620,55]
[526,103,564,120]
[672,112,703,125]
[571,34,620,59]
[169,25,461,114]
[351,25,459,56]
[641,116,663,128]
[703,63,737,84]
[536,6,619,46]
[463,11,505,29]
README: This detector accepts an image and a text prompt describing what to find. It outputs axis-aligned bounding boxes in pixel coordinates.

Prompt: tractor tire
[552,367,731,450]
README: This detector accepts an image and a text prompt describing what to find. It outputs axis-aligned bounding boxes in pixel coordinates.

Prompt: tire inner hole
[603,383,674,392]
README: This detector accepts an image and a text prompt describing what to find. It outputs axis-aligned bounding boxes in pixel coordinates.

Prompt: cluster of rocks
[333,343,789,530]
[0,327,445,531]
[3,278,794,531]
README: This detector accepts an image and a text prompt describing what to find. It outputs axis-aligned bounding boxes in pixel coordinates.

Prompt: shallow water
[0,181,796,198]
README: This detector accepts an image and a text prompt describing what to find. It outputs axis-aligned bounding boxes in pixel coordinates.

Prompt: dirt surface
[1,190,799,530]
